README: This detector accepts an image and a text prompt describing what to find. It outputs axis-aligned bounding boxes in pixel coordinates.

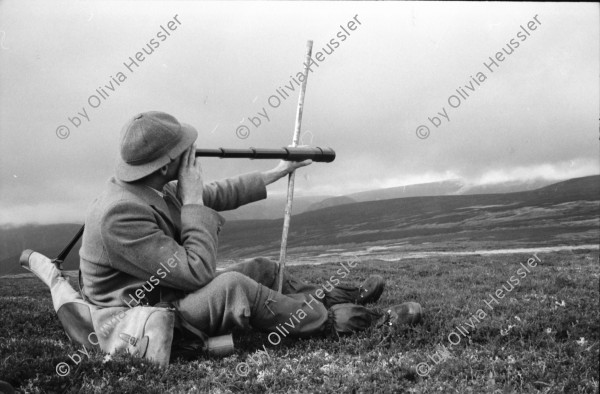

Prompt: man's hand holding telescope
[177,143,317,206]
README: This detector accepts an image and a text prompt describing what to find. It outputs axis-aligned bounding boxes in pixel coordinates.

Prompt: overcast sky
[0,1,598,225]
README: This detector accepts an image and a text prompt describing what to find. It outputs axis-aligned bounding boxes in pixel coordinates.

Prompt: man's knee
[260,257,278,275]
[212,271,253,290]
[248,257,278,272]
[226,257,278,288]
[257,258,279,287]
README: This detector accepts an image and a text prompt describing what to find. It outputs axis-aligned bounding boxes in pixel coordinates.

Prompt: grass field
[1,249,598,393]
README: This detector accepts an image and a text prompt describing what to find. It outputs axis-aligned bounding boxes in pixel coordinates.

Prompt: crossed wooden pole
[277,40,313,293]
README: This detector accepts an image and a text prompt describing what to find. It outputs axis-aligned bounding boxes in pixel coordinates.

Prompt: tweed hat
[116,111,198,182]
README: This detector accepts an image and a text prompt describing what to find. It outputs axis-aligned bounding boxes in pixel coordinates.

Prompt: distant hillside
[1,175,598,275]
[216,175,599,259]
[306,196,357,212]
[218,177,565,220]
[348,180,464,202]
[219,195,328,221]
[530,175,600,198]
[457,178,559,195]
[339,178,561,203]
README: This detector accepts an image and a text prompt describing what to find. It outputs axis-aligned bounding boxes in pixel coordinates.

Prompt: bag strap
[52,225,84,270]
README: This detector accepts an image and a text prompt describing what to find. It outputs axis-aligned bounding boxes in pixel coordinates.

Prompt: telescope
[195,146,335,163]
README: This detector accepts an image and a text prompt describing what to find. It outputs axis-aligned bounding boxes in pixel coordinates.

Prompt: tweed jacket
[79,172,267,308]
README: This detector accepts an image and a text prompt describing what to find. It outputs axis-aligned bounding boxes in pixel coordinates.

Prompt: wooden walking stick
[277,40,313,293]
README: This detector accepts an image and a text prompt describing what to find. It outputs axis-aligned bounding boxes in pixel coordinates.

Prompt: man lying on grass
[79,111,423,357]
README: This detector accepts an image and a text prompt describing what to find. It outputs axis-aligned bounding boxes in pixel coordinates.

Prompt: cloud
[0,1,598,225]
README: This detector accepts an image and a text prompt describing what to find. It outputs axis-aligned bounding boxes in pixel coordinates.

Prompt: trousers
[173,257,356,337]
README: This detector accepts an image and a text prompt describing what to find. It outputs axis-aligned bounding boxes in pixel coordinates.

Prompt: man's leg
[173,270,328,337]
[221,257,384,308]
[220,257,318,295]
[174,264,421,339]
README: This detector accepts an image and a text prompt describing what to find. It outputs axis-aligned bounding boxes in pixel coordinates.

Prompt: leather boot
[324,275,385,308]
[326,302,423,335]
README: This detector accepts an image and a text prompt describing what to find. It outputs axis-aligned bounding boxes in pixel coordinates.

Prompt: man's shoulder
[99,177,145,204]
[86,178,151,224]
[81,178,152,263]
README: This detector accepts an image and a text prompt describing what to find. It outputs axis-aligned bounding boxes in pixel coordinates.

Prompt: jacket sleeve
[164,171,267,212]
[100,200,224,292]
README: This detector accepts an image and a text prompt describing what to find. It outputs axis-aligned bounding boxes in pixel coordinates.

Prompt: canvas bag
[20,249,175,366]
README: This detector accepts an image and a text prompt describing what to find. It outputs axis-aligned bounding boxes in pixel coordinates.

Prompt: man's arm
[101,200,223,292]
[198,158,312,209]
[165,159,312,211]
[260,159,313,186]
[165,172,267,212]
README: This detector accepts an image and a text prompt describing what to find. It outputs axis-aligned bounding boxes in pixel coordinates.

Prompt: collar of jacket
[111,177,172,220]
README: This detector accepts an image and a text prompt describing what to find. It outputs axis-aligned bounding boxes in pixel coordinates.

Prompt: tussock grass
[1,250,598,393]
